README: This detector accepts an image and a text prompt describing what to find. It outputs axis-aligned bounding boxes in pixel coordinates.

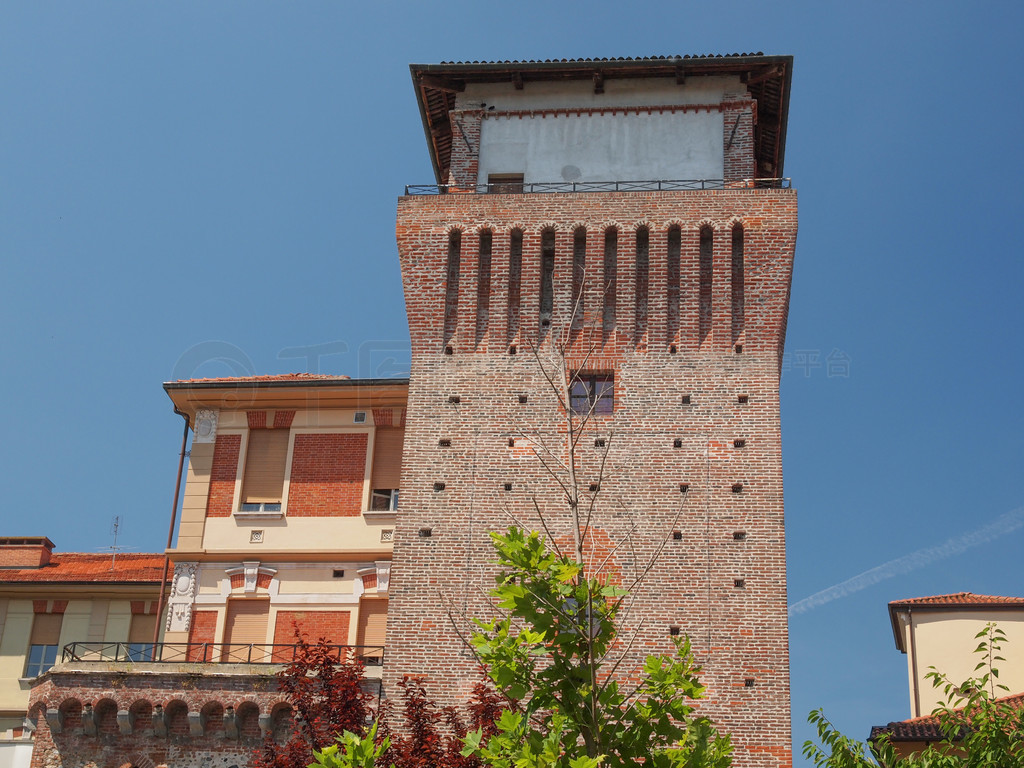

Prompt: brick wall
[187,610,218,661]
[273,610,350,646]
[388,189,797,768]
[27,667,290,768]
[206,434,241,517]
[287,434,368,516]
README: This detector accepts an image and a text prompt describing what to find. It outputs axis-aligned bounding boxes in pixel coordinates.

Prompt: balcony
[404,177,792,195]
[61,640,385,675]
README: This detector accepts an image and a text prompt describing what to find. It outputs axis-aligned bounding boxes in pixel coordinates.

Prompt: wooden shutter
[31,614,63,645]
[223,600,269,646]
[356,599,388,649]
[241,429,289,503]
[371,428,404,490]
[128,614,157,644]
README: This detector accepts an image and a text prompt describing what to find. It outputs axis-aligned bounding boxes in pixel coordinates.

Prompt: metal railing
[61,641,385,666]
[404,178,791,195]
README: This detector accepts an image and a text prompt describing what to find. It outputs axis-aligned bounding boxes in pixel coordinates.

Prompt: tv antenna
[102,516,129,570]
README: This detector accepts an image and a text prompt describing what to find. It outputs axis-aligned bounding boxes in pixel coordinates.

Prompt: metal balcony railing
[61,641,385,666]
[404,178,792,195]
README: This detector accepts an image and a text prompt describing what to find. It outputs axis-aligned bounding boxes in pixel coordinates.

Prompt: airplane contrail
[788,507,1024,617]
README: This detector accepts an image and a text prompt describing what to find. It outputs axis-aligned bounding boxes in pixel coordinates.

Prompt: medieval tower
[387,55,797,768]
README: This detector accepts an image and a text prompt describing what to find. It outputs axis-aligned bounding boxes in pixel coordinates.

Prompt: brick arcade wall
[387,189,797,768]
[27,668,290,768]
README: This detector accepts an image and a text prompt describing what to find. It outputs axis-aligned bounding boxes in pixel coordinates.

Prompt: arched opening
[571,227,586,329]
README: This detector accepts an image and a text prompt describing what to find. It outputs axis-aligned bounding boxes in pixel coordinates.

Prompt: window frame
[569,372,615,417]
[25,643,59,678]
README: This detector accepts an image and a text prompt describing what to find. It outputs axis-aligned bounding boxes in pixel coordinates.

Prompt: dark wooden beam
[743,65,784,86]
[418,75,465,93]
[675,64,686,85]
[593,71,604,95]
[512,71,524,90]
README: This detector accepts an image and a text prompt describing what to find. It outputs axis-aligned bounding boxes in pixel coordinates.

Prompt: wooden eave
[164,379,410,423]
[410,55,793,183]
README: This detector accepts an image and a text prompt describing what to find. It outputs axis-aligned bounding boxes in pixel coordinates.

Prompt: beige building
[872,591,1024,757]
[0,538,166,768]
[161,374,407,671]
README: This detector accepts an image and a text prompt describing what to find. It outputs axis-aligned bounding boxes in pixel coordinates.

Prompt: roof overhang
[888,600,1024,653]
[410,54,794,184]
[164,378,410,422]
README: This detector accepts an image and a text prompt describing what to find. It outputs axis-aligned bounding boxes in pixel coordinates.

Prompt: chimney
[0,537,55,568]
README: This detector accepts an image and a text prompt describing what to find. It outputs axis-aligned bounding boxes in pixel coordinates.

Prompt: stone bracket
[82,705,96,736]
[44,710,62,735]
[117,709,132,735]
[188,711,203,737]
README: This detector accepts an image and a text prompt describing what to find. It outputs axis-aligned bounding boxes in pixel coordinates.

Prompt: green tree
[460,527,732,768]
[803,623,1024,768]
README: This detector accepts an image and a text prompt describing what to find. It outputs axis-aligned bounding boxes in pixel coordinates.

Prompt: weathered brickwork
[388,189,797,768]
[286,433,368,516]
[27,667,290,768]
[206,434,241,518]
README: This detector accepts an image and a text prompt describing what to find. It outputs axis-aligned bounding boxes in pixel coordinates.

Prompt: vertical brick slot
[699,225,713,346]
[634,226,649,347]
[443,230,462,349]
[732,223,744,347]
[539,228,555,336]
[475,229,492,349]
[667,226,681,348]
[507,229,523,347]
[602,227,617,340]
[571,227,586,330]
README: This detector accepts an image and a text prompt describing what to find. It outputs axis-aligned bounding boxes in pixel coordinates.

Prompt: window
[239,428,289,513]
[487,173,524,194]
[570,373,614,416]
[26,613,62,677]
[371,489,399,511]
[126,613,157,662]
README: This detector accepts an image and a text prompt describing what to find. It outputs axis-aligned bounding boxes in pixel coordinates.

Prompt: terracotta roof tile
[871,693,1024,741]
[890,592,1024,608]
[437,53,766,65]
[0,553,167,584]
[171,373,352,384]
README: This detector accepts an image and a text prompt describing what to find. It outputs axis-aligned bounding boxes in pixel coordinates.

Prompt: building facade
[387,55,796,768]
[0,539,166,768]
[24,375,408,768]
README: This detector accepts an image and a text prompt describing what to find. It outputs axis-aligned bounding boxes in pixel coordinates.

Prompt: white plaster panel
[477,110,723,185]
[459,76,738,111]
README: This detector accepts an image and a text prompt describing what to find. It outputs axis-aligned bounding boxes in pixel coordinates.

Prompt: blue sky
[2,1,1022,759]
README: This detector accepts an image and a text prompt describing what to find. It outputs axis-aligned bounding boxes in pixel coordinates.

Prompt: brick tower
[388,55,796,768]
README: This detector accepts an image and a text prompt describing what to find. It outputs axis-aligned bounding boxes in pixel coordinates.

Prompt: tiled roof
[437,54,766,65]
[871,693,1024,742]
[171,373,352,384]
[0,553,167,584]
[890,592,1024,608]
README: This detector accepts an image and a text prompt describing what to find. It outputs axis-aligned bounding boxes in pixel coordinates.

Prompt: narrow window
[572,228,586,328]
[127,613,157,661]
[635,227,649,343]
[507,229,522,345]
[731,224,744,344]
[475,230,492,347]
[539,228,555,334]
[371,426,403,510]
[699,226,713,345]
[443,230,461,347]
[667,226,681,345]
[603,228,617,335]
[240,429,289,512]
[26,613,62,677]
[570,372,614,416]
